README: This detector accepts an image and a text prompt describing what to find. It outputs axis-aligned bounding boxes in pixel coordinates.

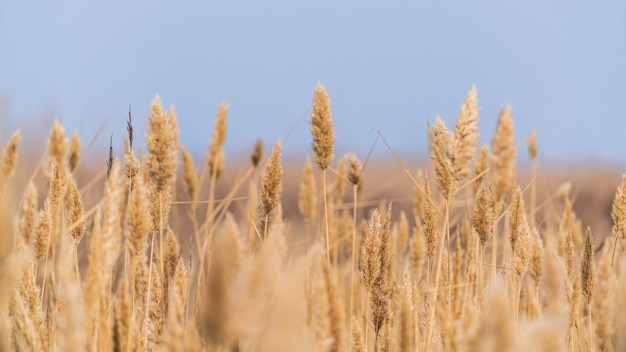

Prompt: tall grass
[1,85,626,351]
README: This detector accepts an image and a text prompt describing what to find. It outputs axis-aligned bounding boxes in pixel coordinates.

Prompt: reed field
[1,84,626,351]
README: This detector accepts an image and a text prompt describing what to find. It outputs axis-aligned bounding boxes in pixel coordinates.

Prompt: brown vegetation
[1,85,625,351]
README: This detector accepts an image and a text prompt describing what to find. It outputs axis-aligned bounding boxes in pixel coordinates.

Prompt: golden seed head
[47,119,69,168]
[260,140,283,218]
[451,85,480,181]
[66,176,85,245]
[251,138,263,168]
[145,95,179,193]
[473,183,495,247]
[299,158,317,226]
[581,227,595,303]
[1,129,21,185]
[68,130,81,172]
[611,174,626,238]
[309,82,335,170]
[491,106,516,203]
[509,186,524,251]
[473,144,489,193]
[181,146,198,202]
[347,153,362,186]
[528,131,537,160]
[430,116,453,198]
[207,101,228,178]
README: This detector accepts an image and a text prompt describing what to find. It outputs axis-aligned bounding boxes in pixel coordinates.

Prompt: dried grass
[0,87,624,352]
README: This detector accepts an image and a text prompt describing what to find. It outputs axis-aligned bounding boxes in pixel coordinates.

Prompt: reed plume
[310,82,335,170]
[581,228,595,349]
[473,144,489,193]
[1,129,20,188]
[181,145,198,202]
[251,138,263,168]
[206,101,228,178]
[68,130,81,173]
[509,186,524,251]
[429,117,453,199]
[145,96,179,195]
[299,158,318,228]
[19,183,38,248]
[611,174,626,263]
[491,106,516,204]
[528,131,537,161]
[260,140,283,237]
[47,120,69,172]
[450,85,480,182]
[310,82,335,263]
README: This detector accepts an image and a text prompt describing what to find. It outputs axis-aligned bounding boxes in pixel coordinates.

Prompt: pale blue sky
[1,1,625,165]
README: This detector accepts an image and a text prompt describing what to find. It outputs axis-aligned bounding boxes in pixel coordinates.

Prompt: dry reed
[1,86,625,352]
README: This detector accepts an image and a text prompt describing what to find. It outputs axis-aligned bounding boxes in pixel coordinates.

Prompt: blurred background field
[7,136,624,253]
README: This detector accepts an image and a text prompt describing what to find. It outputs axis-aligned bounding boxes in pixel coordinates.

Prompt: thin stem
[374,328,379,352]
[425,192,452,350]
[587,300,593,351]
[159,198,164,284]
[144,232,156,346]
[74,242,82,286]
[41,234,51,306]
[349,184,358,344]
[530,160,537,227]
[491,220,498,279]
[365,290,370,352]
[203,166,218,261]
[323,169,330,264]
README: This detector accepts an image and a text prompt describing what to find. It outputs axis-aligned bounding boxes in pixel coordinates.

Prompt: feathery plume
[260,140,283,234]
[181,146,198,202]
[47,119,68,169]
[68,130,81,172]
[528,131,537,160]
[473,144,489,193]
[33,202,52,261]
[529,229,544,289]
[581,228,595,303]
[66,176,85,245]
[19,183,38,247]
[309,82,335,170]
[611,174,626,262]
[348,153,362,186]
[450,85,480,181]
[473,183,495,247]
[491,106,516,203]
[299,158,317,227]
[206,101,228,178]
[145,95,179,193]
[1,129,20,185]
[423,175,437,261]
[509,186,524,251]
[430,117,453,198]
[251,138,263,168]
